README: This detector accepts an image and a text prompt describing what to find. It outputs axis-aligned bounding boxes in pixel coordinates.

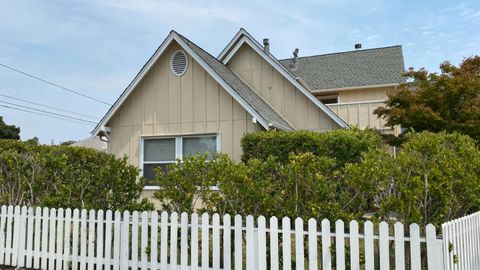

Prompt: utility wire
[0,104,95,126]
[0,100,97,124]
[0,63,112,106]
[0,93,100,120]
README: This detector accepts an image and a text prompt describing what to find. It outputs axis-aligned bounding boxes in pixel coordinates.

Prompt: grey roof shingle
[279,46,405,90]
[176,32,293,130]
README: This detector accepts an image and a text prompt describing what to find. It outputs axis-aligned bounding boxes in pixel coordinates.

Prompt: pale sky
[0,0,479,144]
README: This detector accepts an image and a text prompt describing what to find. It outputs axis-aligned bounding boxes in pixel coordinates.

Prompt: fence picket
[258,216,267,270]
[120,211,130,270]
[113,211,121,270]
[335,220,345,270]
[409,223,421,270]
[270,216,279,270]
[87,209,96,270]
[64,208,72,270]
[79,209,88,270]
[104,210,112,269]
[26,207,35,268]
[170,212,179,268]
[17,206,28,267]
[0,205,6,265]
[394,222,405,270]
[5,205,14,266]
[56,208,64,270]
[181,212,189,270]
[191,213,199,270]
[295,218,304,270]
[246,215,255,270]
[150,211,159,270]
[349,220,359,270]
[282,217,291,270]
[321,219,331,270]
[160,211,168,270]
[140,211,148,270]
[47,208,57,270]
[379,221,389,270]
[131,211,139,270]
[364,221,374,270]
[40,207,49,270]
[223,214,231,270]
[426,224,443,270]
[12,206,21,267]
[213,213,220,270]
[201,213,209,270]
[72,209,80,270]
[234,215,242,270]
[307,219,318,270]
[96,210,104,269]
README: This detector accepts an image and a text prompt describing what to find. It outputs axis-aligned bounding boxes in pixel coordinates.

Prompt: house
[92,28,405,187]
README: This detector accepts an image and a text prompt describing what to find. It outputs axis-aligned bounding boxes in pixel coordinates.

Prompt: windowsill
[143,186,221,191]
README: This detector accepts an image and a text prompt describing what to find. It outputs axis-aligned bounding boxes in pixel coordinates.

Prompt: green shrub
[240,128,382,166]
[154,153,375,221]
[344,131,480,227]
[0,139,153,211]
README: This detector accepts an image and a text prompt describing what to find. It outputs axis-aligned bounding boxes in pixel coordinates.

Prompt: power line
[0,93,100,120]
[0,100,97,124]
[0,63,112,106]
[0,104,95,126]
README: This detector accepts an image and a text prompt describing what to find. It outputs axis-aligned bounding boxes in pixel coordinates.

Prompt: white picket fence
[0,205,445,270]
[442,211,480,270]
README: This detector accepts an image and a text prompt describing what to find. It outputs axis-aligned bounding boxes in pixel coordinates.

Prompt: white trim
[311,83,400,93]
[170,49,188,76]
[219,31,349,128]
[92,31,274,136]
[326,99,386,106]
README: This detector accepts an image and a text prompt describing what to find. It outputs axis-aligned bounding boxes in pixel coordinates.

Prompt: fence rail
[0,205,445,269]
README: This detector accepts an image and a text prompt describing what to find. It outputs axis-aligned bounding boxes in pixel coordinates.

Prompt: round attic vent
[170,50,188,76]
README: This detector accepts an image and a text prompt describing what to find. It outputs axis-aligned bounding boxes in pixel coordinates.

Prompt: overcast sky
[0,0,479,144]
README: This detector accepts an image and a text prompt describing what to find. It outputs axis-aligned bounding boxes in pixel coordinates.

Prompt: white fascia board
[92,32,176,136]
[221,36,349,129]
[218,28,248,60]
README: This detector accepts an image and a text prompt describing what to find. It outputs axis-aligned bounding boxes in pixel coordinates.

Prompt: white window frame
[140,132,221,190]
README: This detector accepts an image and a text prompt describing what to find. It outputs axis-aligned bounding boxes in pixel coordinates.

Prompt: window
[141,135,219,184]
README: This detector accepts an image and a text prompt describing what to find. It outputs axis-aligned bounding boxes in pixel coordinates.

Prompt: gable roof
[279,46,406,91]
[218,29,349,128]
[175,33,293,130]
[92,31,293,136]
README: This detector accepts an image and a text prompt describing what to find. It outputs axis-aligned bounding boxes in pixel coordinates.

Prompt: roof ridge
[278,45,403,61]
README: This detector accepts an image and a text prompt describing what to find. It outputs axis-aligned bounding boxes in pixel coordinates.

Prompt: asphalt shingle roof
[176,32,293,130]
[279,46,405,90]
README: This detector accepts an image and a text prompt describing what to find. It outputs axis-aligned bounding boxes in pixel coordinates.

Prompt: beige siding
[227,44,339,132]
[106,41,260,165]
[338,87,394,102]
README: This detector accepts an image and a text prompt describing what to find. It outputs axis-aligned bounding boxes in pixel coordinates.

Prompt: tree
[374,56,480,142]
[0,116,20,140]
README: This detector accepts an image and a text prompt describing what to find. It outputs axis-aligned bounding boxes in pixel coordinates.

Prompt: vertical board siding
[0,206,452,270]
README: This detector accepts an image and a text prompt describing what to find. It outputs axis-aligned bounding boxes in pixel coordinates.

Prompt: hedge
[0,139,153,211]
[240,128,382,166]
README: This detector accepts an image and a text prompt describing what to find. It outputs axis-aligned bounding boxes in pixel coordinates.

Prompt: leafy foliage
[154,130,480,227]
[0,139,153,211]
[375,56,480,142]
[241,128,382,166]
[0,116,20,140]
[344,132,480,227]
